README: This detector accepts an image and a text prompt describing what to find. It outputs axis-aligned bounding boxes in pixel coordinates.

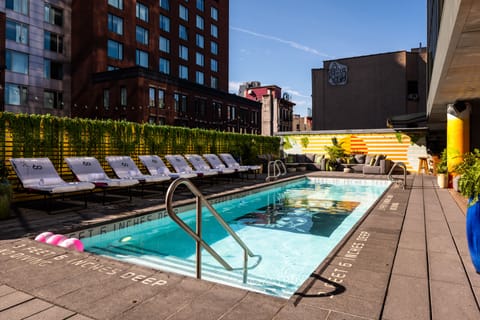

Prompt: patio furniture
[186,154,235,175]
[204,154,247,173]
[10,158,95,211]
[219,153,262,178]
[138,155,197,179]
[164,155,218,177]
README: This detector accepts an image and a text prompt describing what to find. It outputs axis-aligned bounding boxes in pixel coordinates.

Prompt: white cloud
[283,88,310,99]
[231,26,333,58]
[229,81,243,94]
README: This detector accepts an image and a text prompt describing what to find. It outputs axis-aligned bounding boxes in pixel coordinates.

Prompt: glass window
[6,20,28,44]
[103,89,110,109]
[5,83,27,106]
[196,0,204,11]
[159,15,170,32]
[179,4,188,21]
[107,65,119,71]
[6,50,28,74]
[211,58,218,72]
[159,58,170,74]
[211,76,218,89]
[108,14,123,35]
[211,6,218,21]
[179,25,188,40]
[158,89,165,108]
[179,65,188,80]
[174,93,187,112]
[5,0,28,15]
[196,52,204,66]
[149,87,156,107]
[179,45,188,60]
[196,15,204,30]
[136,2,149,22]
[136,25,149,45]
[211,24,218,38]
[196,34,204,48]
[44,90,63,109]
[196,71,204,85]
[107,39,123,60]
[120,87,127,106]
[159,36,170,53]
[136,49,149,68]
[44,59,63,80]
[159,0,169,11]
[108,0,123,10]
[211,41,218,55]
[195,99,205,115]
[44,4,63,26]
[44,31,63,53]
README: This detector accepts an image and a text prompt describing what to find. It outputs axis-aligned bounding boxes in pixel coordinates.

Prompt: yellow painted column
[447,102,470,172]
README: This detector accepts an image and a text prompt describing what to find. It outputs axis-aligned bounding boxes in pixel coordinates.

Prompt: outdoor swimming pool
[82,177,390,298]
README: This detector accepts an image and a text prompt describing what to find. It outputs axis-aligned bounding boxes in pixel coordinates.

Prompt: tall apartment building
[1,0,72,115]
[1,0,262,134]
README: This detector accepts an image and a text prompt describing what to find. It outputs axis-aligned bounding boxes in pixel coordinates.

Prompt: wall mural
[328,61,348,86]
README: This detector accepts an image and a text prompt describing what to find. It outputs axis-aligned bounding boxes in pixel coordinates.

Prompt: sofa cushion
[304,153,315,163]
[365,155,374,166]
[355,154,366,164]
[296,154,307,163]
[374,154,385,166]
[314,154,325,164]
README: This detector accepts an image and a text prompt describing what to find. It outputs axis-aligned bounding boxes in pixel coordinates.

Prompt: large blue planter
[466,199,480,272]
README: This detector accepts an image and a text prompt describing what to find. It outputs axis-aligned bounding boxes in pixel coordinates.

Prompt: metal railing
[388,162,407,189]
[266,160,287,181]
[165,178,256,283]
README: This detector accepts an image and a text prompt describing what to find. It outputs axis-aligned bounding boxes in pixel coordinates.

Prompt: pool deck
[0,172,479,319]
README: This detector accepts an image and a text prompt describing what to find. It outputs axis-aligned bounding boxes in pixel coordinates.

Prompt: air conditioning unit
[407,93,419,101]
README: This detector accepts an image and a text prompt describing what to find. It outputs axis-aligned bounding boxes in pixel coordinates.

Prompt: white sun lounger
[106,156,171,183]
[138,155,197,179]
[219,153,262,172]
[164,155,217,177]
[203,154,247,173]
[10,158,95,210]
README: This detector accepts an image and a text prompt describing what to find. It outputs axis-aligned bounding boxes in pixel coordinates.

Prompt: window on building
[196,0,204,11]
[179,45,188,60]
[6,50,28,74]
[196,71,204,85]
[174,93,187,112]
[211,58,218,72]
[158,117,166,125]
[44,4,63,26]
[196,34,204,48]
[44,90,63,109]
[195,99,205,116]
[213,102,222,119]
[211,76,218,89]
[211,6,218,20]
[6,20,28,44]
[44,31,63,53]
[179,4,188,21]
[158,89,165,108]
[211,41,218,55]
[149,87,156,107]
[159,36,170,53]
[107,39,123,60]
[196,52,204,66]
[108,0,123,10]
[159,58,170,74]
[120,87,127,106]
[196,15,204,30]
[159,0,169,11]
[211,24,218,38]
[179,25,188,40]
[136,25,149,45]
[6,0,28,15]
[159,15,170,32]
[108,14,123,35]
[44,59,63,80]
[107,65,119,71]
[179,65,188,79]
[103,89,110,109]
[5,83,27,105]
[136,49,149,68]
[136,2,149,22]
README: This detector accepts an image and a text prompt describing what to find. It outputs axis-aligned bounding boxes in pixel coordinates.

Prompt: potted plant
[436,149,448,188]
[0,161,12,220]
[455,149,480,272]
[324,137,346,171]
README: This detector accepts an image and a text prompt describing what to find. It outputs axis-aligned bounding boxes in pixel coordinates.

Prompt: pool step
[89,244,296,298]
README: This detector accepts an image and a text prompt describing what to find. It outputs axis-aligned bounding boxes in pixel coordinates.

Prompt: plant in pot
[324,137,346,171]
[456,149,480,272]
[436,149,448,188]
[0,161,12,220]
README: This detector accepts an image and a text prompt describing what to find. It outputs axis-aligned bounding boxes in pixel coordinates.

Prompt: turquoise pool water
[82,177,390,298]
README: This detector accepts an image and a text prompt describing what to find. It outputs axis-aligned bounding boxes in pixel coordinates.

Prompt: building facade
[239,82,294,136]
[311,49,427,130]
[292,114,312,132]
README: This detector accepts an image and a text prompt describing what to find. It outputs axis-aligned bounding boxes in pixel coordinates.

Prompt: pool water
[83,177,390,298]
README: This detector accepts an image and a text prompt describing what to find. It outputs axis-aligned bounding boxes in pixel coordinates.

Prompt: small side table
[418,157,429,174]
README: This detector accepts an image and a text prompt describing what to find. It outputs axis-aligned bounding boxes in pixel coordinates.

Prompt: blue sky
[229,1,427,116]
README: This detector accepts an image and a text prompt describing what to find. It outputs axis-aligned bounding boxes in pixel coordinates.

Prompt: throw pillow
[374,154,385,166]
[354,154,366,164]
[369,156,376,166]
[315,154,325,164]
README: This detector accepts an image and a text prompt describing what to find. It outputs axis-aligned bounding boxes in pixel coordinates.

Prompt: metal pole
[196,195,202,279]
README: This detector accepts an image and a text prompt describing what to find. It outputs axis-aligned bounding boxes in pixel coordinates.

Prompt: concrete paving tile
[220,293,287,320]
[401,216,424,233]
[65,314,95,320]
[429,252,469,285]
[0,285,16,297]
[0,298,52,320]
[272,303,330,320]
[0,291,33,311]
[326,311,374,320]
[23,306,76,320]
[332,245,394,275]
[382,274,429,320]
[397,230,425,251]
[426,232,458,254]
[462,256,480,288]
[430,280,479,320]
[425,219,450,235]
[391,247,427,278]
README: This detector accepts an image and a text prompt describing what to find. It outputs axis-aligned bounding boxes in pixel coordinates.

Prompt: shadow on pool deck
[0,172,479,319]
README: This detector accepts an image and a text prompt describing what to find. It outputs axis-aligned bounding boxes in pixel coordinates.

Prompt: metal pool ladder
[165,178,256,283]
[388,162,407,189]
[266,160,287,181]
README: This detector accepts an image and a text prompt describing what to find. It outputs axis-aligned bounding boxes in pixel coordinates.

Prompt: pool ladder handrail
[387,162,407,189]
[165,178,255,283]
[266,160,287,181]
